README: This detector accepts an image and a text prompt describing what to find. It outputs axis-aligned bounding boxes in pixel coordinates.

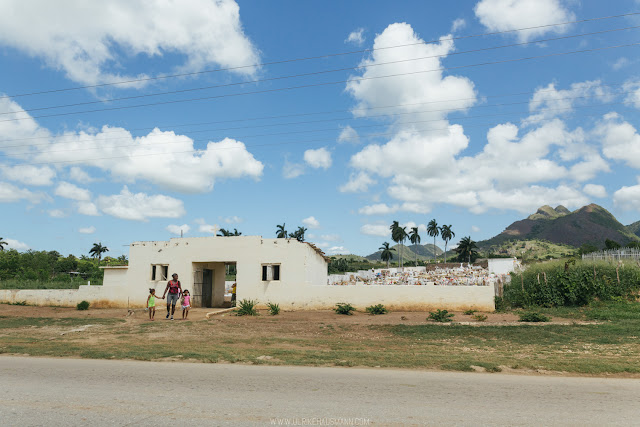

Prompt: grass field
[0,301,638,376]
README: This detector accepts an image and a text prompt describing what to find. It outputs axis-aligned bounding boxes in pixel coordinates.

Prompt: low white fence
[582,248,640,262]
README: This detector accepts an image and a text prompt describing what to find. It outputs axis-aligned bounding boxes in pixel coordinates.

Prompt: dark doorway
[202,269,213,308]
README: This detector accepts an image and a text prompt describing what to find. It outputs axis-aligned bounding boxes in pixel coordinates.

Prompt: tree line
[378,220,478,267]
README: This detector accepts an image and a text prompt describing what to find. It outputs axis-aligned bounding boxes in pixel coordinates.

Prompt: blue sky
[1,0,640,257]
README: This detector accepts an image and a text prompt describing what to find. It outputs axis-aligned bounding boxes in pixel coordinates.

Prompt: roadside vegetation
[0,247,126,289]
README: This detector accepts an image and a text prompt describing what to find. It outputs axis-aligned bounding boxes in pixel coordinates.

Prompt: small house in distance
[103,236,330,308]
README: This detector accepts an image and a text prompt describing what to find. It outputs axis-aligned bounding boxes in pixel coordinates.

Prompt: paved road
[0,357,638,426]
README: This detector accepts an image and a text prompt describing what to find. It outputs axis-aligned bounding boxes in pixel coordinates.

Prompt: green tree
[89,242,109,263]
[578,243,598,255]
[440,225,455,263]
[290,226,307,242]
[275,223,287,238]
[232,229,242,236]
[455,236,478,263]
[605,239,621,250]
[217,228,232,236]
[379,242,396,268]
[0,237,7,251]
[408,227,421,266]
[427,219,439,263]
[390,221,407,270]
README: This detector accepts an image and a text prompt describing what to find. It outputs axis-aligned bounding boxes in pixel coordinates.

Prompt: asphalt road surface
[0,356,638,426]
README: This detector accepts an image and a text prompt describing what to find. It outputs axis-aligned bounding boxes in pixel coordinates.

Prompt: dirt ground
[0,304,586,325]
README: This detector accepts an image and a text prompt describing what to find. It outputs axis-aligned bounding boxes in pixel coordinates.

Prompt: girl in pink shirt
[181,289,191,320]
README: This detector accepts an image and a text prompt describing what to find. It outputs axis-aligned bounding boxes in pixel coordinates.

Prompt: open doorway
[192,262,234,308]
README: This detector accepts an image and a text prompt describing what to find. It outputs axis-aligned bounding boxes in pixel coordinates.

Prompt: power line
[2,11,638,100]
[2,41,639,124]
[0,90,633,152]
[5,24,638,116]
[4,100,631,160]
[1,80,631,145]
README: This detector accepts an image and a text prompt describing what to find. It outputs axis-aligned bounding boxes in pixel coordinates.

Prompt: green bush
[76,300,90,310]
[428,309,454,322]
[365,304,388,315]
[334,303,355,315]
[473,314,488,322]
[8,300,28,306]
[234,299,258,316]
[463,309,477,315]
[267,302,280,316]
[503,260,640,308]
[518,312,550,322]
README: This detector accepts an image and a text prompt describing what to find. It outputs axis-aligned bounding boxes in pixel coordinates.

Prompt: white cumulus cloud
[358,203,399,216]
[345,28,365,46]
[613,179,640,211]
[583,184,607,198]
[303,148,332,169]
[1,165,55,186]
[302,216,320,229]
[0,0,260,86]
[79,226,96,234]
[4,238,29,251]
[55,182,92,201]
[474,0,575,42]
[360,224,390,237]
[167,224,191,236]
[97,186,185,221]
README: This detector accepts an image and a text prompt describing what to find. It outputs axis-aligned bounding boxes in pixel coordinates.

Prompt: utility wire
[4,100,631,159]
[2,41,639,124]
[0,90,633,151]
[4,24,638,116]
[0,80,632,145]
[1,11,638,99]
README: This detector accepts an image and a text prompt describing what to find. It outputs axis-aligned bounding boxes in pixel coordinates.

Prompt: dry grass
[1,303,639,376]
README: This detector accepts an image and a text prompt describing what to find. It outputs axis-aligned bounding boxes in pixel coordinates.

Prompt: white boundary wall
[0,236,495,311]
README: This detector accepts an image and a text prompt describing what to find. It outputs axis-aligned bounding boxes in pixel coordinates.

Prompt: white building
[102,236,329,308]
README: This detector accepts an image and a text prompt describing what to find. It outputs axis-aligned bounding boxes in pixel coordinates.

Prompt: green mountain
[627,220,640,238]
[365,243,443,262]
[479,204,640,250]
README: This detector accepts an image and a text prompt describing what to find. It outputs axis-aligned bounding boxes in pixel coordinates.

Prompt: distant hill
[365,243,443,262]
[627,220,640,238]
[479,204,640,251]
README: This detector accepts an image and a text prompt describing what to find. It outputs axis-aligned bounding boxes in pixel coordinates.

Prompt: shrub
[463,309,477,315]
[76,300,90,310]
[8,300,28,306]
[503,260,640,308]
[365,304,388,315]
[267,302,280,316]
[428,309,454,322]
[518,312,550,322]
[473,314,488,322]
[234,299,258,316]
[334,303,355,315]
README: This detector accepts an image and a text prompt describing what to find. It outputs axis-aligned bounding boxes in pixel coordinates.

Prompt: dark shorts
[167,293,179,305]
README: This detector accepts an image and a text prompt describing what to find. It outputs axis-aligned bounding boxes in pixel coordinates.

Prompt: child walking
[181,289,191,320]
[147,288,161,321]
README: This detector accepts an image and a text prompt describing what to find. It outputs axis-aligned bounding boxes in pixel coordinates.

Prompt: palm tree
[379,242,395,268]
[276,223,287,238]
[390,221,406,270]
[232,229,242,236]
[440,225,455,263]
[408,227,421,266]
[398,226,407,270]
[89,242,109,263]
[217,228,232,236]
[0,237,7,251]
[455,236,478,263]
[427,219,439,263]
[290,226,307,242]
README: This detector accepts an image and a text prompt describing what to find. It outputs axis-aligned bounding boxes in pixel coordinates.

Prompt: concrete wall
[0,284,131,308]
[488,258,518,275]
[253,283,495,311]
